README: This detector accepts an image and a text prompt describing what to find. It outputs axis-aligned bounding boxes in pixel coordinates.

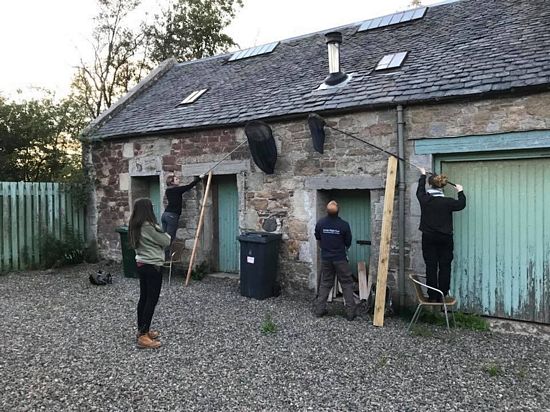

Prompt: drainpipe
[397,105,406,309]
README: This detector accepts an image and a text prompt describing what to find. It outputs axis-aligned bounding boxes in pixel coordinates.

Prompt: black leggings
[137,264,163,335]
[422,232,454,299]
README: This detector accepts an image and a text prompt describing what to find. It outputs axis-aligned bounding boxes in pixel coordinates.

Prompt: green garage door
[439,155,550,323]
[149,178,161,222]
[330,190,371,277]
[217,176,239,273]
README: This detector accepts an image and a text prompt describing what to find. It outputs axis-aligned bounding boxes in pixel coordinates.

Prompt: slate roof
[86,0,550,140]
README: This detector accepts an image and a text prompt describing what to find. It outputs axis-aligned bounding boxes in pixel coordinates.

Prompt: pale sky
[0,0,442,99]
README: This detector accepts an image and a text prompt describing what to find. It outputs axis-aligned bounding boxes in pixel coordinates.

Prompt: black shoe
[345,305,357,321]
[313,304,327,318]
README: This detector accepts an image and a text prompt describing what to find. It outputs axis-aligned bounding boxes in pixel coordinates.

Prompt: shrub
[401,308,489,332]
[191,261,209,281]
[260,313,277,335]
[39,227,85,269]
[483,363,504,377]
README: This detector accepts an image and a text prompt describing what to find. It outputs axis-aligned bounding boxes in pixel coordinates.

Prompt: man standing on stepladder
[417,168,466,302]
[314,200,357,321]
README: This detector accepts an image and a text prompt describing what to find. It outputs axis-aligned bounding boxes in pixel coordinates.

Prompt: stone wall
[90,91,550,303]
[406,91,550,139]
[90,110,396,291]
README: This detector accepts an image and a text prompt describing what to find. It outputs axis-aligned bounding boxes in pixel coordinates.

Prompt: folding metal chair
[408,274,456,331]
[163,241,186,286]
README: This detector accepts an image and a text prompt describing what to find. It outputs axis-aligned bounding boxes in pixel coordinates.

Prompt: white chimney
[324,31,348,86]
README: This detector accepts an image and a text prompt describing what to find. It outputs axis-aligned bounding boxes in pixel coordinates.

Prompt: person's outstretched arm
[450,184,466,211]
[173,176,201,195]
[416,168,430,205]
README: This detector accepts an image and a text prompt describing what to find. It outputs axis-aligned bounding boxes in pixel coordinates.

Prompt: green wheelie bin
[115,226,138,278]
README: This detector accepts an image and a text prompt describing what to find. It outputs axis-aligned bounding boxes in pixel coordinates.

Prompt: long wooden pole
[185,171,213,286]
[373,156,398,327]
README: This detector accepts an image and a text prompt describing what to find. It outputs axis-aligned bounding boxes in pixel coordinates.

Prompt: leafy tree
[0,93,86,182]
[145,0,243,64]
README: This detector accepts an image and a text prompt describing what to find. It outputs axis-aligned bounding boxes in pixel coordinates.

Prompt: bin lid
[237,231,282,244]
[115,225,129,233]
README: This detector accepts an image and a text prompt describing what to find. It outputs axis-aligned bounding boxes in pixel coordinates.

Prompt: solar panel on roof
[375,52,408,70]
[367,17,383,30]
[389,12,404,25]
[358,7,427,32]
[177,88,208,106]
[229,41,279,61]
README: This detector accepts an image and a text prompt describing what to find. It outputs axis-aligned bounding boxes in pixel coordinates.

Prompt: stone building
[83,0,550,323]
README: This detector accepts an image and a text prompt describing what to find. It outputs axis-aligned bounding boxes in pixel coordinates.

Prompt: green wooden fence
[0,182,86,271]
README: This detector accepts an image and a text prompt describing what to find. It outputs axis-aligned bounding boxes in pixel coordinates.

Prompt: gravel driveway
[1,263,548,412]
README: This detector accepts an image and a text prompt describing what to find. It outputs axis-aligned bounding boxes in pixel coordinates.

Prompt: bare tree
[72,0,144,119]
[72,0,242,121]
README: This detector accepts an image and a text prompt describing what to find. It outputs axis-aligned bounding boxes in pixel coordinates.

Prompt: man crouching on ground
[314,200,357,321]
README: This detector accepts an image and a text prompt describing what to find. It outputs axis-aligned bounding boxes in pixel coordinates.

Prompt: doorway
[318,190,371,276]
[131,176,161,221]
[215,175,239,273]
[437,152,550,323]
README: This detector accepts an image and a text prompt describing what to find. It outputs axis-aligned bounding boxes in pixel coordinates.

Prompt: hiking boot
[135,330,160,340]
[148,330,160,340]
[137,334,161,349]
[345,305,357,321]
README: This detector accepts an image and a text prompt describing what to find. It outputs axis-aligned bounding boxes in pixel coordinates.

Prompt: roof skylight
[178,89,208,106]
[358,7,427,32]
[375,52,408,70]
[228,42,279,62]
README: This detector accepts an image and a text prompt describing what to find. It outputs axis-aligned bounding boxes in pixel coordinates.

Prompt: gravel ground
[1,262,549,412]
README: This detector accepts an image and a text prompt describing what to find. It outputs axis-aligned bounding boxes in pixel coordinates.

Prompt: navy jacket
[315,215,352,261]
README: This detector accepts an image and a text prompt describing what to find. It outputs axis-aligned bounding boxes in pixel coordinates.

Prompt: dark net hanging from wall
[244,120,278,174]
[307,113,326,154]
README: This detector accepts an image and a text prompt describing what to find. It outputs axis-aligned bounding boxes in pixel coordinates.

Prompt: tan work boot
[137,333,161,349]
[148,330,160,340]
[135,330,161,340]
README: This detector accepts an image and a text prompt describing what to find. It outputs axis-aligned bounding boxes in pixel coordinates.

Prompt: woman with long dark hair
[129,198,171,349]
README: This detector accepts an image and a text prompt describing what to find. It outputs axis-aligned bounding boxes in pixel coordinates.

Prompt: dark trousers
[422,232,454,299]
[316,260,356,308]
[161,211,179,260]
[137,264,163,335]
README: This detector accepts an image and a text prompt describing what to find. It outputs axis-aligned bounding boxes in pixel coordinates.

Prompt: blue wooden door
[439,155,550,323]
[149,178,161,222]
[217,177,239,273]
[330,190,371,276]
